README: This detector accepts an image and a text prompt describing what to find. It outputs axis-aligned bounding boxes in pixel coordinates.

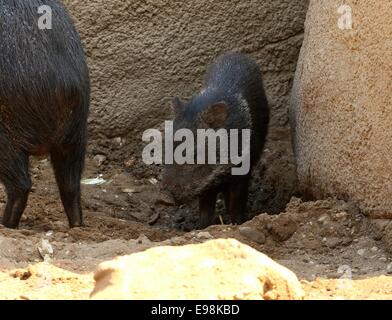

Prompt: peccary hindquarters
[164,53,269,229]
[0,1,90,229]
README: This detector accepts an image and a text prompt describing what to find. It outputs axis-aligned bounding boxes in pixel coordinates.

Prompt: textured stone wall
[291,0,392,216]
[63,0,309,212]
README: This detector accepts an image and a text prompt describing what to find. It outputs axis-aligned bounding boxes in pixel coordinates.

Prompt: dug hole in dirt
[1,156,392,300]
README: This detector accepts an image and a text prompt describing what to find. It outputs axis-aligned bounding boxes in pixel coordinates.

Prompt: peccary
[163,53,269,228]
[0,0,90,228]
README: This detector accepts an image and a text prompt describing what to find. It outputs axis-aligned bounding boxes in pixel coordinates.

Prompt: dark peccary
[163,52,269,228]
[0,0,90,228]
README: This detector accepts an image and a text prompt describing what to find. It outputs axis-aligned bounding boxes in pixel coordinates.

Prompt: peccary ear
[172,97,185,115]
[199,102,229,129]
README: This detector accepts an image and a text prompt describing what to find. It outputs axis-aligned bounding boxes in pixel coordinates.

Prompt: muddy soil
[1,157,392,300]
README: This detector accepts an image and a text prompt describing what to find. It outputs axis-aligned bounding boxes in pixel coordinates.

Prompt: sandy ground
[1,158,392,300]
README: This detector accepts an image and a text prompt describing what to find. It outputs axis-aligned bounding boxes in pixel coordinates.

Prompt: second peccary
[0,0,90,228]
[163,53,269,228]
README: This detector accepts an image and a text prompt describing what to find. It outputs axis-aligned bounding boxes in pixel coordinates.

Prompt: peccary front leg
[1,152,31,229]
[198,190,218,229]
[224,176,250,225]
[51,142,85,228]
[3,186,30,229]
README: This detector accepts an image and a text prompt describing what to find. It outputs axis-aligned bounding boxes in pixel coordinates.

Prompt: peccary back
[204,52,269,165]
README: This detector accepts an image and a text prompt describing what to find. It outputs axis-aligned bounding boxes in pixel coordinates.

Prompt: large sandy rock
[62,0,309,213]
[90,239,304,300]
[290,1,392,216]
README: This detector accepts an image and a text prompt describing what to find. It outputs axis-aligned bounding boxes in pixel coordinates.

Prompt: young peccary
[163,53,269,228]
[0,0,90,228]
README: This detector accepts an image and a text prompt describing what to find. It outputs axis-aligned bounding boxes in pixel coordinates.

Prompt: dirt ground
[1,157,392,300]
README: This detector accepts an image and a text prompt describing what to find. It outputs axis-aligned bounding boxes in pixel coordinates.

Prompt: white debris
[82,175,106,186]
[149,178,158,185]
[122,188,138,194]
[38,239,54,262]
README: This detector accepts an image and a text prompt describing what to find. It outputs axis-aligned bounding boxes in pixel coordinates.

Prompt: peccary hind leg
[198,190,218,229]
[51,142,85,228]
[224,176,250,225]
[1,152,32,229]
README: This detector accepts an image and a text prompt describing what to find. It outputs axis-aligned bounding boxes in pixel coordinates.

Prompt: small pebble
[93,154,106,167]
[196,232,213,240]
[357,249,366,256]
[112,137,125,147]
[335,212,348,219]
[318,215,329,224]
[387,263,392,275]
[239,227,266,244]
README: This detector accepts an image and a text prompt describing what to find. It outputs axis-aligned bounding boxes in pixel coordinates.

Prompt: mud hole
[1,157,392,300]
